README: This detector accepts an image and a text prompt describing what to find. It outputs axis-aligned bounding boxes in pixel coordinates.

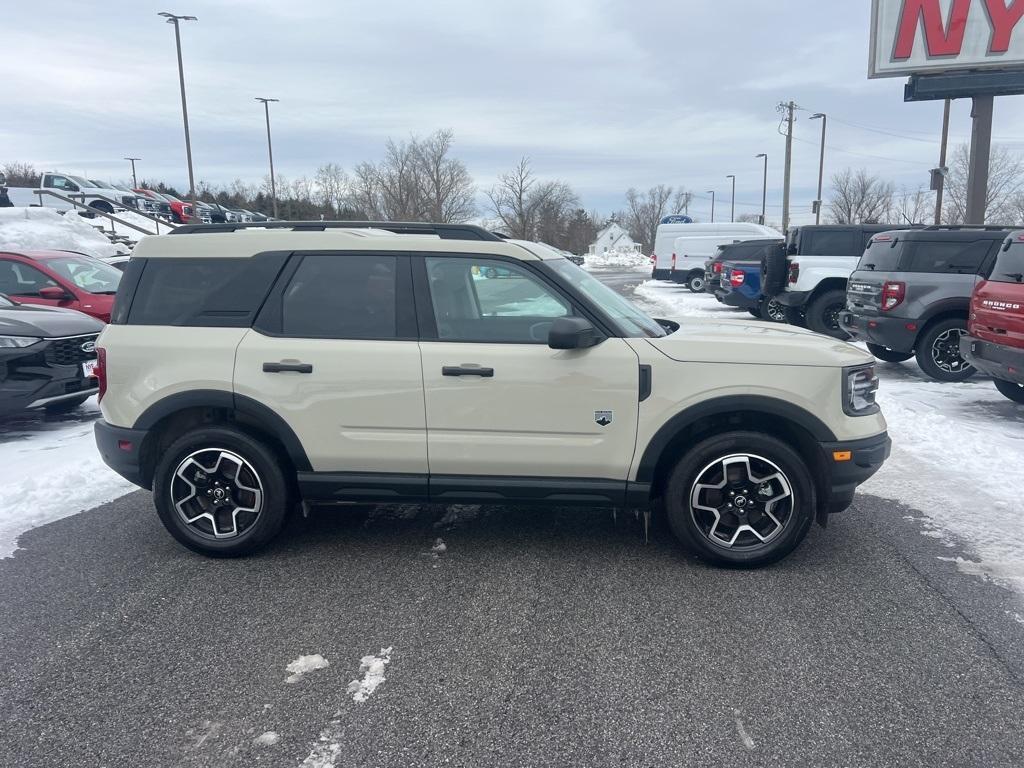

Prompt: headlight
[0,335,42,348]
[844,365,879,415]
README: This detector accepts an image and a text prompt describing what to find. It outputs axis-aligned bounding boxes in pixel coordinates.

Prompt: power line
[791,135,933,167]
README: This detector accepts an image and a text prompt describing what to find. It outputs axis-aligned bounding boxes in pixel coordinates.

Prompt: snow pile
[633,280,745,320]
[346,647,393,702]
[0,399,137,558]
[285,654,330,684]
[585,250,651,271]
[253,731,280,747]
[0,207,121,259]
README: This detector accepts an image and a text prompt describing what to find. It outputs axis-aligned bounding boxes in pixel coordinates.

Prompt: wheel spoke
[171,448,264,541]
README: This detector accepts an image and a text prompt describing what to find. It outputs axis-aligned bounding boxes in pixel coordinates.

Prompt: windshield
[44,256,122,294]
[547,259,666,338]
[0,294,14,307]
[68,175,94,188]
[858,238,902,271]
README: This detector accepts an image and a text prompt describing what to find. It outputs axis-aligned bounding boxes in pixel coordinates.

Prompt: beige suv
[94,222,890,567]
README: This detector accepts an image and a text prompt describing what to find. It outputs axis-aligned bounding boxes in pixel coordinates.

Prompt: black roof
[168,221,504,241]
[876,225,1016,242]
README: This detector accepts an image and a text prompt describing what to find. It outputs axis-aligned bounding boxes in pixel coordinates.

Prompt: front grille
[45,335,99,366]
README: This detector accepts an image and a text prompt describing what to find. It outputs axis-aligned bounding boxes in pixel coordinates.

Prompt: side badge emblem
[595,410,613,427]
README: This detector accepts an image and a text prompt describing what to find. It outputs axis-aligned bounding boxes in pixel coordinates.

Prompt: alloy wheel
[171,449,264,540]
[931,328,973,374]
[767,300,786,322]
[689,453,794,550]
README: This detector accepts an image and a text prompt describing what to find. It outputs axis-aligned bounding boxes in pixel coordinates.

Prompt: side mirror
[67,183,80,193]
[549,317,599,350]
[38,286,69,301]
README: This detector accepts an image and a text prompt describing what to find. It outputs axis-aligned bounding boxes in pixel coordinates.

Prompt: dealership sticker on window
[595,411,613,427]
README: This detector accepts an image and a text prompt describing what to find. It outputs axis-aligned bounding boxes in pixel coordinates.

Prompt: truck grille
[45,335,99,366]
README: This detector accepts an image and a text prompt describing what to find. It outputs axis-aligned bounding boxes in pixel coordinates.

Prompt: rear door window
[901,240,993,274]
[858,239,903,272]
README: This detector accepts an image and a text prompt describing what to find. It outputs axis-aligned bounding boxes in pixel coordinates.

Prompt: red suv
[0,250,121,323]
[962,231,1024,403]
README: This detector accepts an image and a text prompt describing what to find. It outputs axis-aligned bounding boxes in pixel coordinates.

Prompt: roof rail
[922,225,1015,231]
[166,220,504,241]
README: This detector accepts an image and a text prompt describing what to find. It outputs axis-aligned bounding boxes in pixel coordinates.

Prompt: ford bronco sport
[94,222,890,567]
[963,231,1024,403]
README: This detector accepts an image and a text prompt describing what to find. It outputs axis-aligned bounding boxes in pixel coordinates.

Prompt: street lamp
[255,97,280,219]
[810,113,827,225]
[706,190,716,223]
[726,175,736,222]
[159,12,198,220]
[124,157,141,189]
[755,154,768,226]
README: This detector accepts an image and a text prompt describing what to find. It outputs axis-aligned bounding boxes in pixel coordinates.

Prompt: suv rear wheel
[866,343,913,363]
[806,289,850,340]
[782,305,806,328]
[994,378,1024,404]
[759,298,786,323]
[153,426,290,557]
[664,432,816,568]
[915,318,976,383]
[686,271,706,293]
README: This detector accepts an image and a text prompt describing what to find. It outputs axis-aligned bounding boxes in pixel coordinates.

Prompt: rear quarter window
[802,230,861,257]
[900,240,993,274]
[123,253,288,326]
[857,239,903,272]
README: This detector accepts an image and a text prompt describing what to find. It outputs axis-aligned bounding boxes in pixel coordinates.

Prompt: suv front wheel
[153,426,291,557]
[994,378,1024,404]
[664,432,816,568]
[915,318,977,383]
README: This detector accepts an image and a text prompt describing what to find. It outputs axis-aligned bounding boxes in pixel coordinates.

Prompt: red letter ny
[893,0,972,59]
[985,0,1024,52]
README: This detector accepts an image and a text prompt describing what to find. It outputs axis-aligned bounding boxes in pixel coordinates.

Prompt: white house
[588,223,642,256]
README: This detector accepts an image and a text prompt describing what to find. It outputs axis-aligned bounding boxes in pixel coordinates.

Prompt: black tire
[686,272,706,293]
[89,200,114,214]
[761,246,788,296]
[664,431,816,568]
[914,318,977,382]
[747,308,761,318]
[153,426,291,557]
[994,378,1024,404]
[866,343,913,363]
[805,289,850,339]
[759,298,787,323]
[44,395,90,414]
[782,305,806,327]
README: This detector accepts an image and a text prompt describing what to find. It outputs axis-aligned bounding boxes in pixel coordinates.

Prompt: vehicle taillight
[730,269,746,287]
[714,262,723,274]
[788,263,800,284]
[881,281,906,312]
[671,253,677,272]
[96,347,107,402]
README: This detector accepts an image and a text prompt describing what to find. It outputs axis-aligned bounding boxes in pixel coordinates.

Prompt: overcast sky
[6,0,1024,225]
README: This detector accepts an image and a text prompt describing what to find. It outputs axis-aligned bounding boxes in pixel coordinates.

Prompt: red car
[135,188,196,224]
[0,250,121,323]
[962,231,1024,404]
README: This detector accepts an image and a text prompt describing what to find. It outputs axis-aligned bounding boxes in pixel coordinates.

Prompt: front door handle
[263,362,314,374]
[443,366,494,378]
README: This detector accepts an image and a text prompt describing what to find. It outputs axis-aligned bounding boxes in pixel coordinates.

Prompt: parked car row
[658,221,1023,402]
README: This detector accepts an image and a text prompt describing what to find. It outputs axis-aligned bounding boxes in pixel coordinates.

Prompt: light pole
[124,157,141,189]
[726,175,736,222]
[756,154,768,226]
[707,191,716,223]
[810,113,827,225]
[255,97,280,219]
[159,12,198,219]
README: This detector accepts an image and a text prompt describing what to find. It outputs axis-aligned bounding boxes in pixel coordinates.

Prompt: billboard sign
[870,0,1024,78]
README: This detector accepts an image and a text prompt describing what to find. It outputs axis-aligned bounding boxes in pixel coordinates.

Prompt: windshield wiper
[1002,272,1024,283]
[90,290,119,295]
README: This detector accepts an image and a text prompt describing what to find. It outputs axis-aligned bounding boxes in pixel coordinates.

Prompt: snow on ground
[628,279,1024,595]
[0,207,123,259]
[346,647,393,702]
[0,398,136,558]
[584,250,652,271]
[285,654,330,684]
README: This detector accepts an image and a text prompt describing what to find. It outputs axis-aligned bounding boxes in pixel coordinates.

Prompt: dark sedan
[0,294,103,417]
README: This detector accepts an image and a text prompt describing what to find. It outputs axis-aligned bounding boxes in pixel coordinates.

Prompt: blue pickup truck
[715,240,786,322]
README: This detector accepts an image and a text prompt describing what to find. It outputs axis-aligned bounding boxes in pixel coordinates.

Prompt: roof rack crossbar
[166,220,503,241]
[922,225,1015,231]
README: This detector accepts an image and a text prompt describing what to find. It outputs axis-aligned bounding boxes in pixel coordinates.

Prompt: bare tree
[2,162,40,187]
[827,168,895,224]
[413,129,476,223]
[891,186,932,225]
[622,185,675,252]
[944,144,1024,225]
[671,189,693,217]
[534,181,580,246]
[487,157,541,239]
[314,163,350,215]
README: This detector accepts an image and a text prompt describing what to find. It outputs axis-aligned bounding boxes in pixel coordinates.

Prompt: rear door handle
[263,362,313,374]
[443,366,494,378]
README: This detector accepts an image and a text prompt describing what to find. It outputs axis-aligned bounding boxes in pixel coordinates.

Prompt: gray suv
[840,226,1011,382]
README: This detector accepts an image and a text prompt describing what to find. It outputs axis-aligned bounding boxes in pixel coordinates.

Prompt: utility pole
[780,101,795,233]
[756,154,768,225]
[726,175,736,222]
[935,98,951,225]
[810,113,827,225]
[707,190,716,223]
[159,12,198,220]
[966,96,994,225]
[256,97,280,219]
[124,157,141,189]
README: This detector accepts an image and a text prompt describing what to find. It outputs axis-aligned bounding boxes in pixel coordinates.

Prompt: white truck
[4,172,144,214]
[652,222,782,290]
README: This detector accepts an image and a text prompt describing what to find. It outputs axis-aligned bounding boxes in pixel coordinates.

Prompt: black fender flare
[133,389,312,471]
[634,395,837,484]
[917,299,970,332]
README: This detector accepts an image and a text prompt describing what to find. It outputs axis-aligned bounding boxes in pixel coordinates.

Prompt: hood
[0,304,104,338]
[648,317,872,368]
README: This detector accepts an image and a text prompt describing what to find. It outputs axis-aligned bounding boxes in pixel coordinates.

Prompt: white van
[652,222,782,286]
